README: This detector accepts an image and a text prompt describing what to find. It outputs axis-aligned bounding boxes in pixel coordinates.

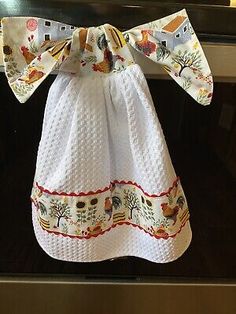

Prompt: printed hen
[92,48,124,73]
[21,46,36,64]
[161,203,179,225]
[19,67,44,84]
[135,30,156,56]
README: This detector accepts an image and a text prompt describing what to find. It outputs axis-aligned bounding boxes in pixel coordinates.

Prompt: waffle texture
[31,64,192,263]
[36,65,176,194]
[32,204,192,263]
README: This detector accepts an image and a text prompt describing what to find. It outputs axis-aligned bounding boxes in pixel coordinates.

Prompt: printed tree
[123,190,140,219]
[172,50,202,77]
[140,204,155,223]
[49,199,71,228]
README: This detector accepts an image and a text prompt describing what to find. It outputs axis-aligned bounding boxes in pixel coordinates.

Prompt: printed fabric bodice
[2,9,213,263]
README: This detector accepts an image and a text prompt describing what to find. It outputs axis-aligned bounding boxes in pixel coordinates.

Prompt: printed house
[154,16,191,50]
[37,19,75,43]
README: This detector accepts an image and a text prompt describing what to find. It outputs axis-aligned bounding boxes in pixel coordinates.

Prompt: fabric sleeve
[124,9,213,105]
[1,17,74,103]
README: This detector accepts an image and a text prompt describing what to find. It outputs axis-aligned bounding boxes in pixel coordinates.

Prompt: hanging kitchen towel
[1,9,213,263]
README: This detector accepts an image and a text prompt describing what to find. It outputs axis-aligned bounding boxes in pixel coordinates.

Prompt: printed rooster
[104,197,112,220]
[92,48,124,73]
[20,46,36,64]
[154,225,169,238]
[161,203,179,226]
[19,66,45,84]
[135,30,156,57]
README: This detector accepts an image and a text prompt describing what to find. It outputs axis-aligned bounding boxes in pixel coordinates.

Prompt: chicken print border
[31,178,190,240]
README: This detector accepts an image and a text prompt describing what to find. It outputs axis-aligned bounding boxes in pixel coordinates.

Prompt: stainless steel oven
[0,1,236,313]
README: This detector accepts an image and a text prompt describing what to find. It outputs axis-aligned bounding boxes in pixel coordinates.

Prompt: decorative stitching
[36,177,180,198]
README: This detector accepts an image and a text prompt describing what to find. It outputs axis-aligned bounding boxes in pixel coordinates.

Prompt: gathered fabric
[2,9,213,263]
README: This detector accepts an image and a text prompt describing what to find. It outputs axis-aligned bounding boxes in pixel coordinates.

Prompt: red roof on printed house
[162,16,186,33]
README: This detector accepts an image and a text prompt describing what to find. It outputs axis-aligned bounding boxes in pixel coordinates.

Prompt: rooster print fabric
[2,9,213,104]
[2,9,213,263]
[32,178,189,240]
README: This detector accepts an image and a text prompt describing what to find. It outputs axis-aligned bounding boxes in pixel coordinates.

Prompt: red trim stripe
[36,177,180,198]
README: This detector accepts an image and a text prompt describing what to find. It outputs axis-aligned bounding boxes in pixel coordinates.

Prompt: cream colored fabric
[2,9,213,104]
